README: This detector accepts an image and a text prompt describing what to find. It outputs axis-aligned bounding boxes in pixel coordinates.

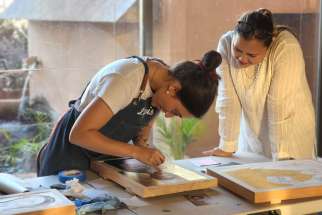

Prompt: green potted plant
[155,114,204,160]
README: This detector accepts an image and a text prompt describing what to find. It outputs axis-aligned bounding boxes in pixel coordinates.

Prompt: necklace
[241,62,263,89]
[244,63,261,79]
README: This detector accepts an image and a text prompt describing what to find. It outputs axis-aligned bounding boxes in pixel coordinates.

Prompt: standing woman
[204,9,316,160]
[38,51,222,176]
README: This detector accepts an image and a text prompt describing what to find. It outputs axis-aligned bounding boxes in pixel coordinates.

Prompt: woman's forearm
[69,129,139,158]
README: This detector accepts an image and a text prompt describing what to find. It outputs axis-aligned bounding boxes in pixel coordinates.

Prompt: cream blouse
[216,30,316,160]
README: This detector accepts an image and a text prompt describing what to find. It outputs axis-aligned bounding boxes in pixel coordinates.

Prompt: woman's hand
[202,147,233,157]
[133,146,165,167]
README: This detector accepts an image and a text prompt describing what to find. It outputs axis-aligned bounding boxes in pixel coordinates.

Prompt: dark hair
[235,8,274,47]
[170,50,222,118]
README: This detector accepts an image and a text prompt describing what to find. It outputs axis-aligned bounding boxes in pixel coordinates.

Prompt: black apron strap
[129,56,148,75]
[68,82,90,108]
[128,56,149,101]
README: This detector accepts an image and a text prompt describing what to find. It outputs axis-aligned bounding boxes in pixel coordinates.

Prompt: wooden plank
[0,189,75,215]
[91,158,218,198]
[207,160,322,204]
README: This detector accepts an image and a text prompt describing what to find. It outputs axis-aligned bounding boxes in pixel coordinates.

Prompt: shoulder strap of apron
[68,82,90,108]
[129,56,149,100]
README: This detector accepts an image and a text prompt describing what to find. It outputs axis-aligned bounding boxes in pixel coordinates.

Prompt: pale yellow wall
[28,21,139,113]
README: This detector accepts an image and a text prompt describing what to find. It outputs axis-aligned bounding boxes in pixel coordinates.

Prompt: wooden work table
[24,152,322,215]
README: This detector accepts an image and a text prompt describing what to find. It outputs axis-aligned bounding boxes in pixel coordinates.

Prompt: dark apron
[38,56,158,176]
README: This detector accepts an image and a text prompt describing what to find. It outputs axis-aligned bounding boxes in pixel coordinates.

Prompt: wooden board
[91,158,217,198]
[0,189,75,215]
[207,159,322,204]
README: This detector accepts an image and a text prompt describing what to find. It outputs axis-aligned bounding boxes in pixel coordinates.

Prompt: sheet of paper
[191,157,221,167]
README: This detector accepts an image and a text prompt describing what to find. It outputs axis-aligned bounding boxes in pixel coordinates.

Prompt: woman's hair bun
[257,8,272,19]
[201,50,222,71]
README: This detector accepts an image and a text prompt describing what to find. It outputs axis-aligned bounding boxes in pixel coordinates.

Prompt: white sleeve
[216,35,242,152]
[96,74,138,114]
[267,40,304,159]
